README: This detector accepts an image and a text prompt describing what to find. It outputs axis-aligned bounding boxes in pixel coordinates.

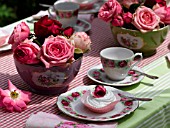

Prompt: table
[0,17,170,128]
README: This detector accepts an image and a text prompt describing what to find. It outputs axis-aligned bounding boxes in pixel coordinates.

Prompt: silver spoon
[131,69,159,79]
[125,96,152,101]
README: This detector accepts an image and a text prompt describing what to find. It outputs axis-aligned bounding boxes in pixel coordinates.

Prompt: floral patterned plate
[74,19,91,32]
[57,85,139,121]
[87,64,144,86]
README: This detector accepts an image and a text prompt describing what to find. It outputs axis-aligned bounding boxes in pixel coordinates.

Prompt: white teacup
[100,47,143,81]
[48,2,80,28]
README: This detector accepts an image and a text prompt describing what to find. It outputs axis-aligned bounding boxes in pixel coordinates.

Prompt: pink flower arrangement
[8,15,92,68]
[98,0,170,33]
[0,80,31,112]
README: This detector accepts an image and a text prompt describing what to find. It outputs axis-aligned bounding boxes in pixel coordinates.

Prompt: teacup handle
[48,6,56,19]
[131,53,143,68]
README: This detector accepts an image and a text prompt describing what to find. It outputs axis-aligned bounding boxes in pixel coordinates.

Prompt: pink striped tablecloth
[0,18,170,128]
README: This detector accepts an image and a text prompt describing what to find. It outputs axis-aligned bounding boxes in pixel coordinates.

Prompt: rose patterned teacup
[100,47,142,81]
[48,2,79,28]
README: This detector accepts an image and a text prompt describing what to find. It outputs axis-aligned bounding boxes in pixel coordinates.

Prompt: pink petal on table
[13,104,22,112]
[0,89,10,97]
[16,100,27,109]
[8,80,18,91]
[20,91,31,103]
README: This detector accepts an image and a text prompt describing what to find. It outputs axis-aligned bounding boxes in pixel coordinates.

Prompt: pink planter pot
[14,57,82,95]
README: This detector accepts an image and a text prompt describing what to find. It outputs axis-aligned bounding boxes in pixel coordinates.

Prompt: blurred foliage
[0,0,56,27]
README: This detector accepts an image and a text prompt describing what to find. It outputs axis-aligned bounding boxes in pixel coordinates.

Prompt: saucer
[74,19,91,32]
[57,85,139,121]
[87,64,144,86]
[0,44,12,53]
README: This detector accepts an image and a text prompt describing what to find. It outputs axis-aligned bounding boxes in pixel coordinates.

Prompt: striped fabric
[0,18,170,128]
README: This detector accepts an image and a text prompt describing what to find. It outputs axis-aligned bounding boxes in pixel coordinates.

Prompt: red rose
[62,27,74,38]
[93,85,106,98]
[34,15,63,38]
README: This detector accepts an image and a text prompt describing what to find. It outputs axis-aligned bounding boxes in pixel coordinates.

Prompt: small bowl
[14,57,82,95]
[81,90,121,113]
[110,25,169,57]
[71,0,98,10]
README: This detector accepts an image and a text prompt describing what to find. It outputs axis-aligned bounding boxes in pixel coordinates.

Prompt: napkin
[25,112,118,128]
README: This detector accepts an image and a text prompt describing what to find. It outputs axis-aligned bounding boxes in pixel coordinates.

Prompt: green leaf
[74,48,83,54]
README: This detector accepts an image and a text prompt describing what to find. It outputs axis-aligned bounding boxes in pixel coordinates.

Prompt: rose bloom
[70,32,91,53]
[0,80,31,112]
[8,22,30,50]
[93,85,106,98]
[121,0,139,9]
[40,36,74,68]
[98,0,122,22]
[123,12,133,24]
[14,39,40,64]
[154,6,170,24]
[111,15,124,27]
[132,6,160,33]
[34,15,63,38]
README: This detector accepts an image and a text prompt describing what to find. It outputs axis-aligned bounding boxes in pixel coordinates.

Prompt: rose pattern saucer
[87,64,144,86]
[57,85,139,121]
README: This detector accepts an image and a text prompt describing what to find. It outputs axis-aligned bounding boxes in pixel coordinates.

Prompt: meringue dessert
[81,85,121,114]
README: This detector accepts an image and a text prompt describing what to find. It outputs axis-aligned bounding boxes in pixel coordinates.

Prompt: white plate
[0,44,12,52]
[57,85,139,121]
[87,64,144,86]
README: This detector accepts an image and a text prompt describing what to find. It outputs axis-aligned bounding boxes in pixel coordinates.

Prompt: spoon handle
[128,97,152,101]
[131,70,159,79]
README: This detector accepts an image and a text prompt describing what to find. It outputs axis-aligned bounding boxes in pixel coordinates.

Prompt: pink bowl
[14,57,82,95]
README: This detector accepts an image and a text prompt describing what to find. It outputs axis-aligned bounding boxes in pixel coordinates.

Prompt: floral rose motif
[154,6,170,24]
[70,32,91,53]
[93,85,106,98]
[0,80,31,112]
[8,22,30,50]
[14,39,40,64]
[118,60,128,67]
[34,15,63,38]
[40,36,74,68]
[132,6,160,33]
[55,121,91,128]
[98,0,122,22]
[71,92,80,97]
[61,99,69,106]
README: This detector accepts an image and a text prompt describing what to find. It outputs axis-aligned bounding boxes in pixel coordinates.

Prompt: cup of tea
[100,47,143,81]
[48,2,80,28]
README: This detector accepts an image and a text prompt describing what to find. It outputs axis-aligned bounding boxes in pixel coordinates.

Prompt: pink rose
[40,36,74,68]
[70,32,91,53]
[132,6,160,33]
[14,39,40,64]
[111,15,124,27]
[8,22,30,50]
[121,0,139,9]
[93,85,106,98]
[154,6,170,24]
[123,12,133,24]
[98,0,122,22]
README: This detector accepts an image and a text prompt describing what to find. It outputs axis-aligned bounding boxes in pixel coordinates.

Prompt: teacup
[100,47,143,81]
[48,2,79,28]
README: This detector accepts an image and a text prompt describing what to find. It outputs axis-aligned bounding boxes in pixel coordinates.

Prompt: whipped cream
[86,89,116,108]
